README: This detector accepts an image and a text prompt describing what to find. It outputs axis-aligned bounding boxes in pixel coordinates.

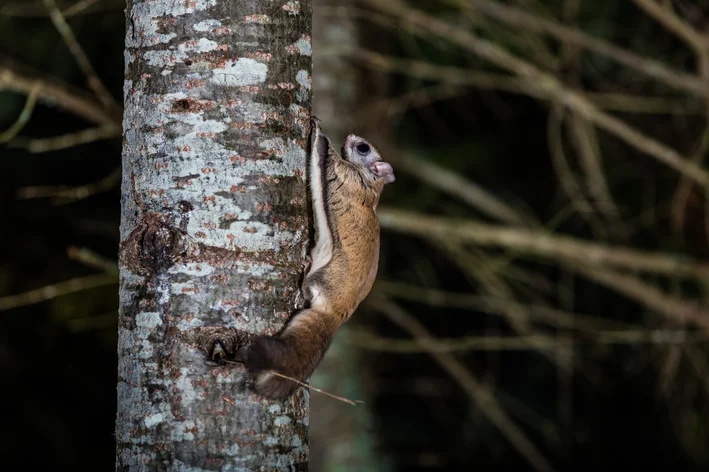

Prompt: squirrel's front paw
[196,327,249,364]
[302,254,312,273]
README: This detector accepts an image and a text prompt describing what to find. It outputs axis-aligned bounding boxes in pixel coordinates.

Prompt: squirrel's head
[342,134,395,184]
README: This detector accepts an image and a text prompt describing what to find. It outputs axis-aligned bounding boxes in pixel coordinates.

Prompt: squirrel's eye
[356,143,370,154]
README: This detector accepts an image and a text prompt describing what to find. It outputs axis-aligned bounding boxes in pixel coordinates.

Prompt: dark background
[2,0,709,470]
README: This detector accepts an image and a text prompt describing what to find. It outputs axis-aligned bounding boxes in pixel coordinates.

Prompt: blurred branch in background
[458,0,708,94]
[67,246,118,275]
[0,2,121,316]
[548,104,610,238]
[43,0,118,111]
[653,0,709,234]
[0,273,115,311]
[391,151,533,226]
[324,47,706,115]
[0,81,40,143]
[351,326,703,353]
[0,0,121,154]
[0,0,121,18]
[378,208,709,279]
[7,124,120,153]
[0,247,117,312]
[0,56,120,125]
[16,166,121,203]
[322,2,708,95]
[371,297,556,472]
[364,0,709,187]
[338,1,709,468]
[372,281,633,332]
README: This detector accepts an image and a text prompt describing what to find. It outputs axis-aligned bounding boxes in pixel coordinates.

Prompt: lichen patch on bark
[212,59,268,86]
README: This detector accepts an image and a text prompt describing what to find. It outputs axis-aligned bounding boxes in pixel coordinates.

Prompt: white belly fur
[308,141,333,275]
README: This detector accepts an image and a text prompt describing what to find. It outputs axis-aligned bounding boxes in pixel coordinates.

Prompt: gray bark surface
[117,0,312,470]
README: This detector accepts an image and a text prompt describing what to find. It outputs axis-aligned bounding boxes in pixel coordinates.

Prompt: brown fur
[246,118,394,399]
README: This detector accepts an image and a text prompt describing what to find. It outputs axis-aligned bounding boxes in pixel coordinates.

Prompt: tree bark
[116,1,312,470]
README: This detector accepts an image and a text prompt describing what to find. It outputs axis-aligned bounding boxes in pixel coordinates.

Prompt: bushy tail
[246,308,339,399]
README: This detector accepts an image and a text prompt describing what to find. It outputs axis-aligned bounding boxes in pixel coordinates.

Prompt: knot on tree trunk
[120,212,191,276]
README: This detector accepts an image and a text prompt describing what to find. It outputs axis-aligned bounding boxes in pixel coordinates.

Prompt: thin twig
[671,106,709,233]
[576,266,709,331]
[0,0,114,17]
[568,112,628,239]
[371,298,556,472]
[323,46,539,96]
[330,2,709,97]
[683,345,709,399]
[8,125,120,153]
[548,104,608,238]
[364,0,709,187]
[366,83,468,119]
[0,55,120,125]
[67,246,118,274]
[461,0,709,97]
[0,82,41,143]
[0,273,116,311]
[0,0,61,16]
[43,0,118,110]
[641,0,709,236]
[391,151,530,226]
[670,42,709,233]
[63,0,102,17]
[330,47,704,115]
[554,0,584,427]
[266,371,364,406]
[586,93,702,115]
[462,2,561,71]
[222,360,364,406]
[438,240,573,371]
[351,328,703,353]
[66,311,117,332]
[17,166,121,204]
[632,0,708,53]
[372,280,633,332]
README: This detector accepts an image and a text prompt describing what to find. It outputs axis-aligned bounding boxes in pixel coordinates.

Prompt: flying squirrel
[245,117,395,399]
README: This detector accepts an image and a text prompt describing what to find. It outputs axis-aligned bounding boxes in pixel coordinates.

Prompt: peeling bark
[117,1,312,470]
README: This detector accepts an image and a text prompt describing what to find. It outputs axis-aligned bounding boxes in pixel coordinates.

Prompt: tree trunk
[116,1,312,470]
